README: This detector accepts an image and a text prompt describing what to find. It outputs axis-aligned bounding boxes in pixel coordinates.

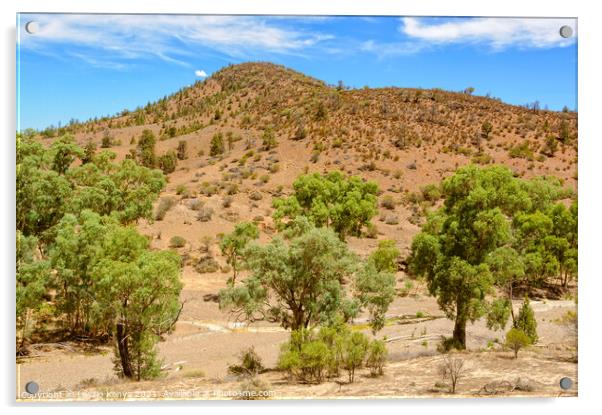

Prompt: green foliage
[505,328,531,358]
[366,339,388,376]
[341,331,369,383]
[261,127,277,150]
[93,227,182,380]
[220,218,394,333]
[136,129,157,168]
[16,231,50,350]
[278,324,381,384]
[50,134,84,175]
[219,222,259,285]
[481,121,493,139]
[409,165,572,349]
[82,140,97,164]
[273,171,379,240]
[509,141,534,160]
[50,211,116,335]
[210,132,225,156]
[421,184,441,203]
[158,150,178,174]
[409,166,528,349]
[355,262,396,333]
[368,239,400,273]
[16,133,174,370]
[514,297,538,343]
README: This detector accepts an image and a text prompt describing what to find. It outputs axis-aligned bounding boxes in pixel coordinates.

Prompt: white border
[2,1,601,414]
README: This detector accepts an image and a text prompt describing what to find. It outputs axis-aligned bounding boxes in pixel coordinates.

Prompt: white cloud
[18,14,333,68]
[401,17,576,50]
[194,69,207,77]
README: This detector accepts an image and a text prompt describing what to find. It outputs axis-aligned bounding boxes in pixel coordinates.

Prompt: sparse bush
[222,196,233,208]
[366,339,388,376]
[228,347,265,377]
[384,214,399,225]
[155,197,177,221]
[189,199,203,211]
[169,236,186,248]
[438,355,466,394]
[195,256,220,273]
[249,191,263,201]
[381,195,396,210]
[177,140,188,160]
[197,206,214,222]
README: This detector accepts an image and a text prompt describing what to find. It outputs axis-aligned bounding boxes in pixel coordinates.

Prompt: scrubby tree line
[16,132,182,380]
[409,165,576,350]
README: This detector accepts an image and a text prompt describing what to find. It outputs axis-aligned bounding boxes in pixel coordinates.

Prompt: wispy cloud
[401,17,576,50]
[19,14,334,68]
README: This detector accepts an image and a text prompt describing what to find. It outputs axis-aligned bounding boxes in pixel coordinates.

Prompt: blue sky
[17,14,577,131]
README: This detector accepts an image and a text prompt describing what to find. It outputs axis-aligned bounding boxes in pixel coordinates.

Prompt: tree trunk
[116,322,133,378]
[452,314,467,350]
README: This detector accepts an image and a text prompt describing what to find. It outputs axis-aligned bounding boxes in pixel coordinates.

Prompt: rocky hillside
[41,61,578,259]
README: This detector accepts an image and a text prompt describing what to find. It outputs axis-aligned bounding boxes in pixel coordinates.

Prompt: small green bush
[505,328,531,358]
[514,296,538,343]
[366,339,388,376]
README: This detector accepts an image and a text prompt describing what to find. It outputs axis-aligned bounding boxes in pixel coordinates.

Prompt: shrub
[101,131,114,148]
[210,132,225,156]
[155,197,177,221]
[438,355,466,394]
[249,191,263,201]
[189,199,204,211]
[197,206,214,222]
[509,141,534,160]
[158,151,178,174]
[472,152,493,165]
[505,328,531,358]
[176,184,188,196]
[341,331,369,383]
[481,121,493,139]
[421,184,441,202]
[384,214,399,225]
[195,256,220,273]
[222,196,233,208]
[381,195,396,210]
[228,347,265,377]
[366,339,388,376]
[262,127,277,150]
[369,240,399,273]
[515,297,538,343]
[177,140,188,160]
[169,236,186,248]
